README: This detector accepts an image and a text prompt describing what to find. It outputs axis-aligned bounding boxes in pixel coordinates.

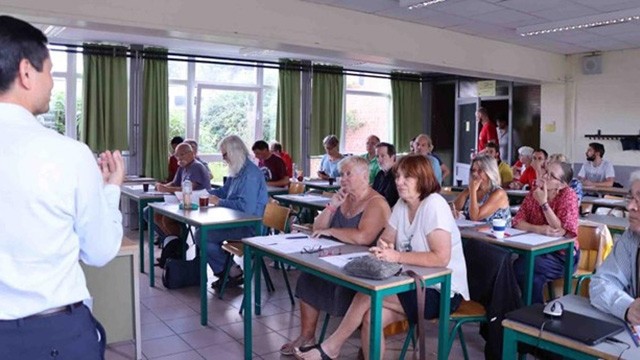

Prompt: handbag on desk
[343,255,402,280]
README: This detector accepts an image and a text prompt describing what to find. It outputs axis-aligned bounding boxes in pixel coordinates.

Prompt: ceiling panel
[531,3,601,21]
[571,0,640,12]
[330,0,397,13]
[498,0,568,13]
[436,0,504,17]
[476,9,542,26]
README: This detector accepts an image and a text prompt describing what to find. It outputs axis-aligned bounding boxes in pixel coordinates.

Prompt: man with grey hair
[590,170,640,323]
[361,134,380,184]
[184,138,212,179]
[510,146,534,187]
[205,135,269,288]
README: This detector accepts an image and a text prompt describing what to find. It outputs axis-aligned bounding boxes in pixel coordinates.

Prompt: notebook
[506,304,624,346]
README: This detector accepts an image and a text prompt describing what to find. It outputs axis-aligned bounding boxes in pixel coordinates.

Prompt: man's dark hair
[271,142,283,152]
[0,16,49,93]
[252,140,269,151]
[485,141,499,152]
[589,142,605,157]
[376,142,396,157]
[170,136,184,145]
[534,148,548,159]
[477,107,489,118]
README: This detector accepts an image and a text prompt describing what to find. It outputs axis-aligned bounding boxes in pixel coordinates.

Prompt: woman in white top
[294,154,469,360]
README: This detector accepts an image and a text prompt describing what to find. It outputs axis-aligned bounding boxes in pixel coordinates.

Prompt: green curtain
[275,61,302,164]
[81,44,128,152]
[391,73,423,153]
[142,49,169,180]
[310,65,344,155]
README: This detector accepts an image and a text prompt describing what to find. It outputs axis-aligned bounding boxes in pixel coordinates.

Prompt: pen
[286,235,308,239]
[267,243,279,246]
[626,322,640,347]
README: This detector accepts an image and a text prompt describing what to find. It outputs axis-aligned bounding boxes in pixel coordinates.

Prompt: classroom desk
[580,214,629,234]
[211,181,289,196]
[460,228,575,305]
[582,196,628,212]
[82,238,142,359]
[502,295,640,359]
[583,186,629,197]
[148,203,262,325]
[303,179,341,192]
[120,185,165,272]
[273,193,331,212]
[242,238,452,360]
[124,175,156,185]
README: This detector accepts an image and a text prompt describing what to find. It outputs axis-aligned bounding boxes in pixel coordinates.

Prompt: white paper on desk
[478,227,527,238]
[293,194,331,202]
[502,233,563,245]
[456,219,484,228]
[164,194,179,204]
[320,252,370,268]
[249,234,342,254]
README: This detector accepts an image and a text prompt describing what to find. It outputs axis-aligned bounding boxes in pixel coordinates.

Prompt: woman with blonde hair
[318,135,343,179]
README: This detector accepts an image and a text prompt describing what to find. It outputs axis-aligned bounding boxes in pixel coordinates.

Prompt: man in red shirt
[511,149,548,189]
[270,141,293,178]
[476,107,498,152]
[253,140,290,187]
[166,136,183,181]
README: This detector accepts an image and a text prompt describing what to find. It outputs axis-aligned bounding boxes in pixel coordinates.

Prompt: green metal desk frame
[148,206,262,325]
[135,197,164,273]
[242,245,452,360]
[502,325,600,360]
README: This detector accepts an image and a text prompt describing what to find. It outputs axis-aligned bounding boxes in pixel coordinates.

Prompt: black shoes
[211,273,244,289]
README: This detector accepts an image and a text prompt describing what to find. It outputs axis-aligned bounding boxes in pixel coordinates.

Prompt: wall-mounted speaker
[582,55,602,75]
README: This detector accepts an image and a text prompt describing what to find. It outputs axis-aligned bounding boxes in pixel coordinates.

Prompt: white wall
[1,0,564,82]
[542,49,640,168]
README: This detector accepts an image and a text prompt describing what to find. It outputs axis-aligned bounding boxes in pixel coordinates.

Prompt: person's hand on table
[369,246,400,263]
[209,195,220,206]
[627,299,640,325]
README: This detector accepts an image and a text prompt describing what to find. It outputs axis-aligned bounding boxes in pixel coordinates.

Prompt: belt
[25,302,83,320]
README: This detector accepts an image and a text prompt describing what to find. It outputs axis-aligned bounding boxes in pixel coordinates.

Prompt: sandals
[280,337,315,356]
[294,344,335,360]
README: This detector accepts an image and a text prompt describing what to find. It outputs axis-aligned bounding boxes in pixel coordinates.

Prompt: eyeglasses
[533,156,546,161]
[543,172,563,182]
[221,152,228,159]
[301,245,323,254]
[625,193,640,204]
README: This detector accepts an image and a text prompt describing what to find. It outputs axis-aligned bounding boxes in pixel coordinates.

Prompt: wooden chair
[288,182,305,195]
[218,203,294,305]
[547,224,612,298]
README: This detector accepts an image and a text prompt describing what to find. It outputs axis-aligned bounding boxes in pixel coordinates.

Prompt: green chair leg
[399,324,415,360]
[217,253,234,299]
[458,325,470,360]
[281,266,295,306]
[318,313,331,343]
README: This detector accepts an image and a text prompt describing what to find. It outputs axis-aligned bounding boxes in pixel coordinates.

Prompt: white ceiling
[33,0,640,76]
[302,0,640,54]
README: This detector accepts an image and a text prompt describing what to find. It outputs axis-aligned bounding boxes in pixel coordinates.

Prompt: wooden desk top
[243,237,451,292]
[583,186,629,197]
[121,185,166,200]
[148,202,262,227]
[503,295,640,360]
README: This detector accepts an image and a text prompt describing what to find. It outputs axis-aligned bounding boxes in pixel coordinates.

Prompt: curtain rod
[49,42,451,82]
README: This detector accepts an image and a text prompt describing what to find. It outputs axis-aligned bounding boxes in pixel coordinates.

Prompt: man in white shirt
[0,16,124,359]
[578,142,616,187]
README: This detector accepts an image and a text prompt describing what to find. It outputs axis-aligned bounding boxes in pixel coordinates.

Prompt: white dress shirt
[0,103,122,319]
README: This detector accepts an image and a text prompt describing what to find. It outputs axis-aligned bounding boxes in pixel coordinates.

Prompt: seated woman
[318,134,344,180]
[452,154,510,224]
[280,156,391,355]
[294,155,469,360]
[512,161,579,304]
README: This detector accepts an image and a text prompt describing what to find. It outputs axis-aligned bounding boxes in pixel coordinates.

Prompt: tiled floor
[106,230,486,359]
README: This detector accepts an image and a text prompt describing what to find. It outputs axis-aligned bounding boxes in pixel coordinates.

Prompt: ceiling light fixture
[517,7,640,37]
[400,0,446,11]
[42,25,66,38]
[238,47,274,57]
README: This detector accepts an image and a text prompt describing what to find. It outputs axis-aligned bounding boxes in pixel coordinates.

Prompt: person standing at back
[0,16,125,359]
[476,107,498,152]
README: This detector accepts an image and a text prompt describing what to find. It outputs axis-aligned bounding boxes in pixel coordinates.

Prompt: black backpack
[162,257,200,289]
[156,236,187,268]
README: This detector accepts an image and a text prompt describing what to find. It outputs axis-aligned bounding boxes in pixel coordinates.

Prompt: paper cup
[492,218,507,239]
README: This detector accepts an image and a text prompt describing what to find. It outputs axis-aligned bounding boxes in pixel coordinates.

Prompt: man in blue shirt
[206,135,269,288]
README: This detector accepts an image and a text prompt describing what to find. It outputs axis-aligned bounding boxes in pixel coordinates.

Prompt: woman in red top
[512,161,579,304]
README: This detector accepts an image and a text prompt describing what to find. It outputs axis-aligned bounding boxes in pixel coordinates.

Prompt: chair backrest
[262,202,291,234]
[288,182,305,195]
[576,224,609,272]
[597,195,627,218]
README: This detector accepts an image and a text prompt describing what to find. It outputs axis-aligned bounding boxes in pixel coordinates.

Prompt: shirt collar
[0,103,41,127]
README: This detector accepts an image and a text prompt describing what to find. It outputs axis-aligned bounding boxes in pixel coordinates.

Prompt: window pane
[195,62,257,84]
[197,88,257,154]
[263,67,278,86]
[343,94,391,154]
[76,79,83,140]
[346,74,390,93]
[37,78,66,135]
[169,84,187,140]
[76,53,83,75]
[262,87,277,142]
[49,49,67,73]
[169,61,188,81]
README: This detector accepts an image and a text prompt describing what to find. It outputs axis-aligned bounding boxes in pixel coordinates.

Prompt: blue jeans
[197,226,256,274]
[514,250,580,304]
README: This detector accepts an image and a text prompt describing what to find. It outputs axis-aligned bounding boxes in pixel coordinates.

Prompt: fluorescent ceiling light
[43,25,66,38]
[399,0,446,11]
[517,7,640,37]
[238,47,273,56]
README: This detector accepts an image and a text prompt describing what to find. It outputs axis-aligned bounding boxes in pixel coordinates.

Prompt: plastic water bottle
[182,179,192,208]
[292,163,297,181]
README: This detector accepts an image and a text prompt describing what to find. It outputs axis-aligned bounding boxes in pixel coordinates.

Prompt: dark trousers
[514,250,580,304]
[0,304,105,360]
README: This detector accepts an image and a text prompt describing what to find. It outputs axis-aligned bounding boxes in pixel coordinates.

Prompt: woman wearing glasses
[280,156,390,355]
[294,155,469,360]
[512,161,579,304]
[452,154,511,224]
